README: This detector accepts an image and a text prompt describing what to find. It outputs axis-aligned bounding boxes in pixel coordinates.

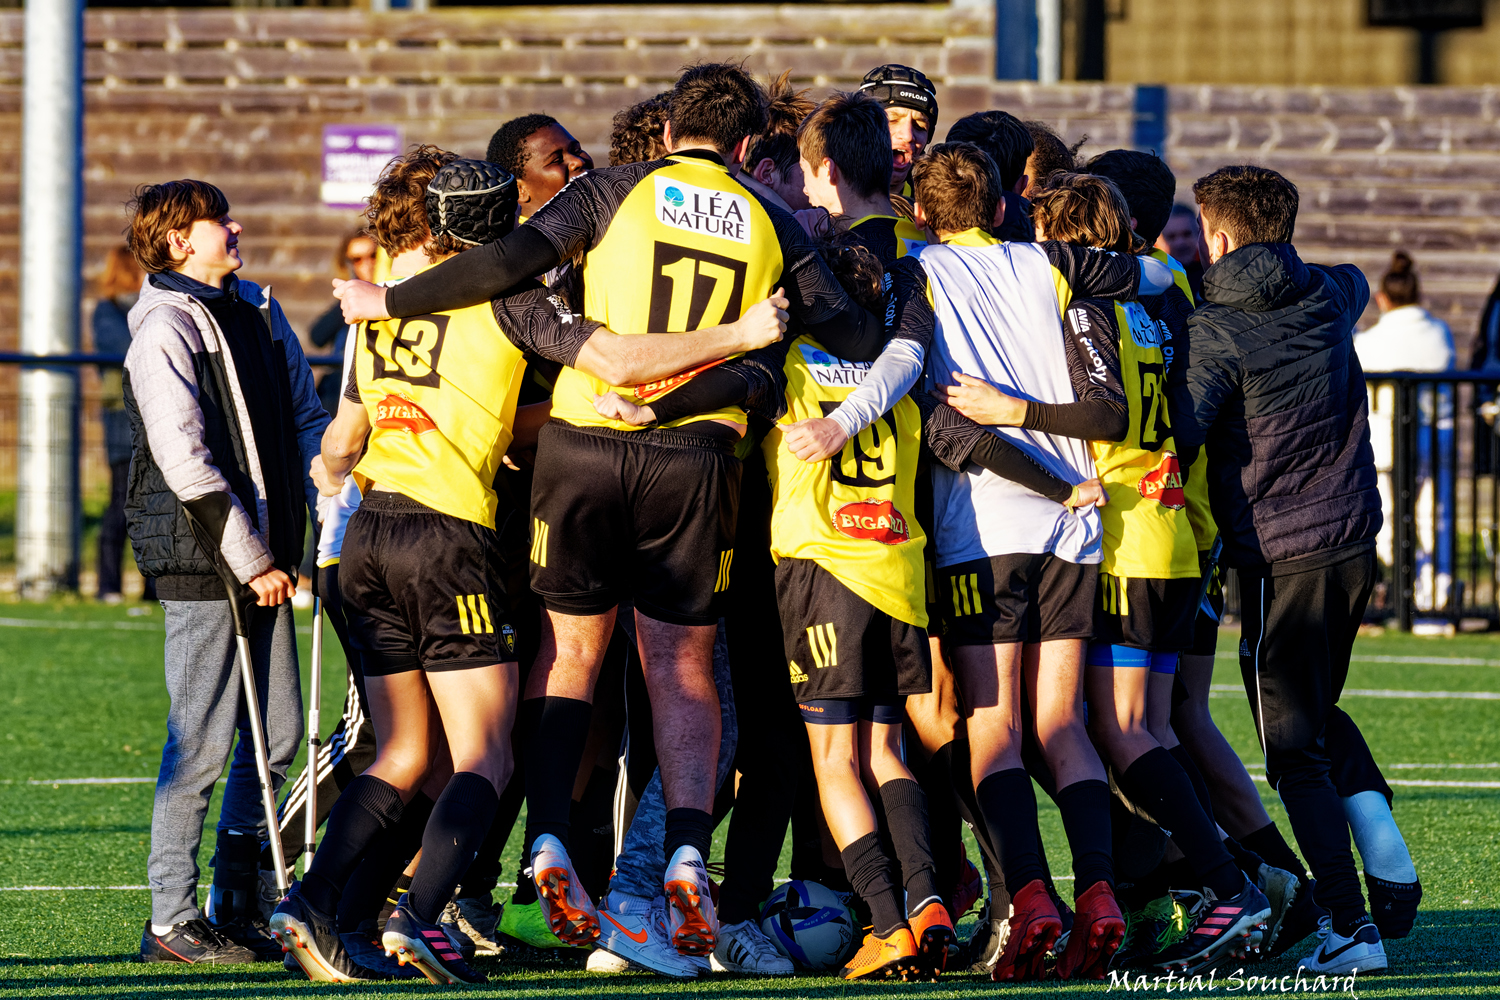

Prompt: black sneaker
[270,890,387,982]
[1150,878,1271,975]
[341,928,421,979]
[140,918,258,965]
[966,899,1007,975]
[213,916,283,962]
[383,901,488,984]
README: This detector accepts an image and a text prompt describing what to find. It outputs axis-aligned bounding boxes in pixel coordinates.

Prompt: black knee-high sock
[458,771,525,901]
[915,741,961,904]
[879,778,942,910]
[338,793,434,930]
[1116,748,1241,899]
[841,832,907,937]
[1169,744,1218,825]
[407,773,500,923]
[1223,835,1268,882]
[1055,779,1114,896]
[304,774,405,914]
[975,769,1044,895]
[521,696,592,856]
[1241,822,1309,885]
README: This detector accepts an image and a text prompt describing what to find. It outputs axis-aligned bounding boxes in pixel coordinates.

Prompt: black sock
[919,742,961,904]
[407,773,500,924]
[1165,856,1198,892]
[1117,862,1170,911]
[840,832,907,937]
[458,775,523,901]
[974,769,1044,895]
[1223,835,1267,882]
[1055,779,1114,896]
[879,778,942,910]
[304,774,405,914]
[521,696,592,857]
[1117,748,1241,899]
[664,808,714,862]
[1241,821,1309,884]
[338,793,433,931]
[1169,744,1217,825]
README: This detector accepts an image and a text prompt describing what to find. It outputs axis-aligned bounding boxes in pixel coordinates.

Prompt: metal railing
[0,359,1495,630]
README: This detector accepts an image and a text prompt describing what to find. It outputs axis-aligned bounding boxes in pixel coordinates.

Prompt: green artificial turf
[1,603,1497,996]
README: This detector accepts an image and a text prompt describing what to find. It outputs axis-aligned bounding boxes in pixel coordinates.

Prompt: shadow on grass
[2,911,1495,998]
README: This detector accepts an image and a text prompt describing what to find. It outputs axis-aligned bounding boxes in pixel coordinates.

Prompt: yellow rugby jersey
[764,335,928,628]
[1150,248,1219,552]
[352,275,527,528]
[549,153,785,433]
[1087,297,1199,580]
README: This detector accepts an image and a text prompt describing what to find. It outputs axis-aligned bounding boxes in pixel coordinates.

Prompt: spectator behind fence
[123,179,328,966]
[308,231,378,416]
[1356,251,1456,615]
[1157,203,1207,302]
[1471,268,1500,371]
[94,246,149,603]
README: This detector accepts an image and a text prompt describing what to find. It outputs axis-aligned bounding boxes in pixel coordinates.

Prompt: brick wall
[0,6,1497,490]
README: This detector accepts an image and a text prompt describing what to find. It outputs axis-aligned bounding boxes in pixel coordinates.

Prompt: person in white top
[1356,251,1455,613]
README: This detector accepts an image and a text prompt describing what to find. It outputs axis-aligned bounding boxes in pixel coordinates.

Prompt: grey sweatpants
[608,618,737,901]
[148,599,303,926]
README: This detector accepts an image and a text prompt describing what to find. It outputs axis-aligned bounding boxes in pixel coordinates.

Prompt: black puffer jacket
[1170,242,1381,570]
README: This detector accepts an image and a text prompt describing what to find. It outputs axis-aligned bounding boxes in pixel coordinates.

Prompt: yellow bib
[764,335,928,627]
[353,286,526,528]
[549,155,785,433]
[1090,299,1199,579]
[1151,249,1219,551]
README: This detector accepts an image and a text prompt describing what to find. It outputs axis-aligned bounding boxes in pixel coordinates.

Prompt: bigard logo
[1137,452,1186,509]
[832,499,910,545]
[655,176,751,244]
[373,393,436,435]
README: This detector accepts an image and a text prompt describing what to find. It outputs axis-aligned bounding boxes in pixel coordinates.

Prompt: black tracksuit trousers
[1237,540,1376,927]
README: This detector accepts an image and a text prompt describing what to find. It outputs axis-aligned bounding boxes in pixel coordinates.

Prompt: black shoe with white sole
[1150,879,1271,975]
[140,918,258,965]
[270,890,387,982]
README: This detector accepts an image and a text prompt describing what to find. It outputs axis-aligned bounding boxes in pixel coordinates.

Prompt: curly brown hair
[817,230,886,313]
[1029,171,1145,254]
[609,93,671,166]
[124,179,230,274]
[364,144,461,260]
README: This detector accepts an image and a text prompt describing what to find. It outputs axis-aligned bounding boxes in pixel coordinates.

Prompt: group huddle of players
[263,61,1335,987]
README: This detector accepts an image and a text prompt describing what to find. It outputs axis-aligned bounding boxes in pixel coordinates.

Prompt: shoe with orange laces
[1055,880,1125,980]
[839,925,921,981]
[991,878,1063,982]
[529,833,600,947]
[907,897,956,980]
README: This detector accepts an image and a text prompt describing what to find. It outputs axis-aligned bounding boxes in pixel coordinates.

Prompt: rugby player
[331,63,885,959]
[485,114,593,221]
[948,171,1274,976]
[271,147,787,984]
[911,142,1173,981]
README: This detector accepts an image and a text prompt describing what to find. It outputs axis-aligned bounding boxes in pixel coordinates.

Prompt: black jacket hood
[1202,242,1310,313]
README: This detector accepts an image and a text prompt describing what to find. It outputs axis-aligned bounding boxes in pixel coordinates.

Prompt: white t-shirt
[315,322,363,567]
[1354,305,1454,374]
[916,240,1102,568]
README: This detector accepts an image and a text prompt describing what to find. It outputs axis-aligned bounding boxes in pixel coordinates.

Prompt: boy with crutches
[123,180,327,964]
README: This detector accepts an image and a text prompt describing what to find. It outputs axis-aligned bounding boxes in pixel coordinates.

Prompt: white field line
[0,616,161,632]
[1244,773,1500,789]
[1215,651,1500,667]
[0,618,317,634]
[0,882,523,892]
[1209,684,1499,700]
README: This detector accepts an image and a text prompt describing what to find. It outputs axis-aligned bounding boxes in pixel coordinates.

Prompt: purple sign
[321,124,404,209]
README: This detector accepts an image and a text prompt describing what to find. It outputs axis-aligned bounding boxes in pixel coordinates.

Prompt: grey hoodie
[124,277,327,587]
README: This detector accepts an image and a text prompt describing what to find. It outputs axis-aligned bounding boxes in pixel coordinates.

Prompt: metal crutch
[304,594,323,874]
[182,493,291,896]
